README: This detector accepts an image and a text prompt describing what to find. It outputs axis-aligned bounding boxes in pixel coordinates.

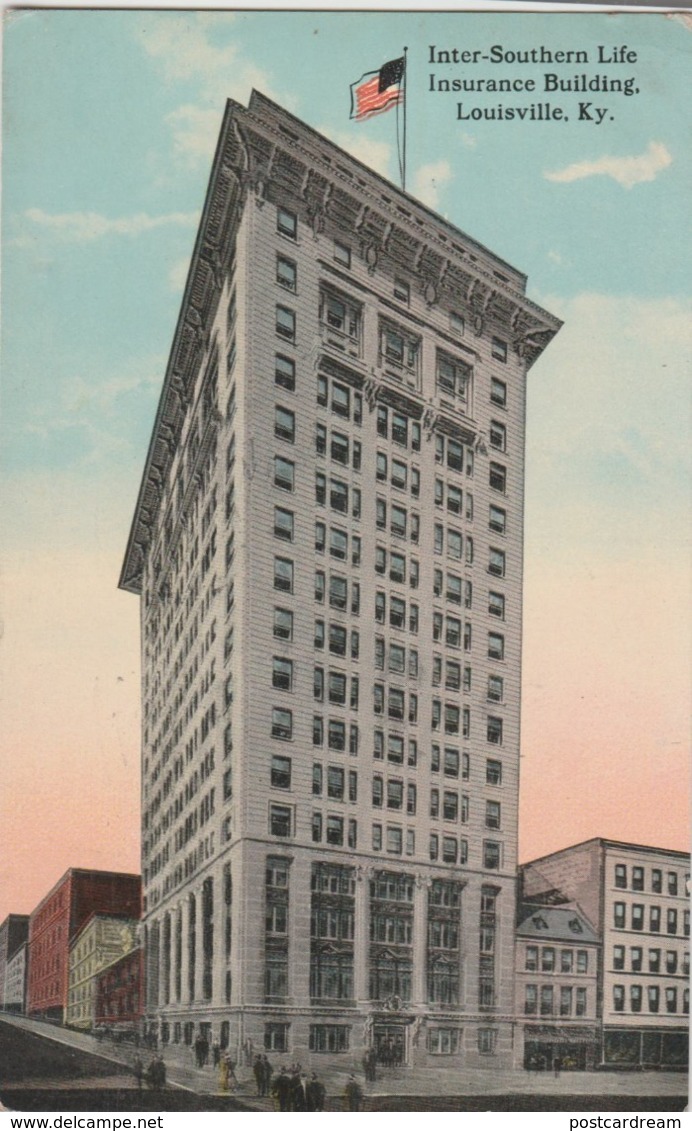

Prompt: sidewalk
[2,1014,686,1105]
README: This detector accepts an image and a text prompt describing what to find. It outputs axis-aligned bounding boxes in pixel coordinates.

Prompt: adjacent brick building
[94,947,145,1035]
[27,869,141,1022]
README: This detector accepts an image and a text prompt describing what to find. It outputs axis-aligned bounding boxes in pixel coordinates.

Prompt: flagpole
[402,46,408,192]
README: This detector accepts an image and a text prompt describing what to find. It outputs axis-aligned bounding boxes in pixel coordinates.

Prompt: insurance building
[120,91,560,1072]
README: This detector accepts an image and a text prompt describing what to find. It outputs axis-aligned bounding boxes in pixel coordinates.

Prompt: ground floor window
[265,1023,289,1052]
[478,1028,497,1055]
[309,1024,350,1052]
[428,1027,461,1055]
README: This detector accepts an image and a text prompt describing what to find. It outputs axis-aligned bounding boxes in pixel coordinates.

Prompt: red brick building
[27,869,141,1021]
[95,947,144,1035]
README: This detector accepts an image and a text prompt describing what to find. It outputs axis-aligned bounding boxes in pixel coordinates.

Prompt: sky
[1,7,690,923]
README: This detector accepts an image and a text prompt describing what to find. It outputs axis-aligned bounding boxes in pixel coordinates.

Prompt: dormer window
[569,917,583,933]
[532,915,548,930]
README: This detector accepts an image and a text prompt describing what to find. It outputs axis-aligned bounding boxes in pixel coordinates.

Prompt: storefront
[602,1028,688,1070]
[524,1025,600,1071]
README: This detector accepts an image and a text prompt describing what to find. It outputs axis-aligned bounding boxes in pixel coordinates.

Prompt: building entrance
[373,1023,407,1067]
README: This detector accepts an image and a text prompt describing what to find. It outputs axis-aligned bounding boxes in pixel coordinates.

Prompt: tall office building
[120,92,560,1072]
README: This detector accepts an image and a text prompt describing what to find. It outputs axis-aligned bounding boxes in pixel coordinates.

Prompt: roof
[516,903,599,944]
[520,837,690,869]
[119,91,562,596]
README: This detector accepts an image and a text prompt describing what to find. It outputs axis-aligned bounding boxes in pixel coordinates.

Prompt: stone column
[179,900,190,1004]
[157,916,167,1009]
[412,874,428,1006]
[354,865,371,1005]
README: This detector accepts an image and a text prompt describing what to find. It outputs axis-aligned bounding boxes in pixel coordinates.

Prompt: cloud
[412,160,453,210]
[317,125,393,180]
[135,13,290,167]
[168,256,190,294]
[544,141,672,189]
[21,207,199,243]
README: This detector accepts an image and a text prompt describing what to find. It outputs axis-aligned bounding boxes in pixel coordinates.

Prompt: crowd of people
[131,1037,371,1109]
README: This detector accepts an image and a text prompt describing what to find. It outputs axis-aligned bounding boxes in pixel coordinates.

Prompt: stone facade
[121,92,560,1073]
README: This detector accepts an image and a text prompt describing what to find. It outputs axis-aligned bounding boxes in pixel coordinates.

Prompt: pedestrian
[272,1067,292,1112]
[219,1054,229,1094]
[212,1042,221,1068]
[226,1055,239,1093]
[253,1053,264,1096]
[306,1072,326,1112]
[261,1054,273,1098]
[344,1073,363,1112]
[132,1055,144,1093]
[289,1070,308,1111]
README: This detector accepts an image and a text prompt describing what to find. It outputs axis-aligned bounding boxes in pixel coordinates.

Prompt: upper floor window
[380,320,420,387]
[491,337,507,363]
[450,311,465,337]
[276,305,295,343]
[489,420,506,451]
[334,241,351,268]
[393,277,410,304]
[320,289,361,356]
[490,377,507,407]
[277,256,297,292]
[277,207,297,239]
[437,352,472,407]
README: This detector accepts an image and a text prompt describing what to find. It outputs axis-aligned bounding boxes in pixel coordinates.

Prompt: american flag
[350,57,405,121]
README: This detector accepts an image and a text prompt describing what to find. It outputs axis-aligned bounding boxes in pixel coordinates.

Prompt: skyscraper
[120,91,560,1072]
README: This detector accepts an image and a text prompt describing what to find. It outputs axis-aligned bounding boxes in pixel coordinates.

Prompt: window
[326,816,344,846]
[381,323,420,383]
[491,337,507,362]
[487,716,503,745]
[270,804,292,838]
[488,675,504,703]
[331,431,348,465]
[665,987,677,1013]
[271,755,292,790]
[393,277,410,303]
[650,906,661,933]
[613,902,625,928]
[483,841,501,870]
[442,836,457,864]
[272,657,293,692]
[613,985,625,1012]
[560,987,573,1017]
[489,505,506,535]
[309,1025,350,1053]
[488,591,505,620]
[524,985,537,1015]
[648,948,661,973]
[276,305,295,343]
[274,507,294,542]
[488,632,505,661]
[614,864,627,889]
[437,352,471,403]
[387,826,403,855]
[489,548,506,578]
[272,708,293,741]
[489,420,506,451]
[274,557,293,593]
[631,904,644,931]
[651,868,662,893]
[478,1029,497,1055]
[630,985,642,1013]
[613,945,625,971]
[334,241,351,268]
[274,456,294,492]
[428,1027,461,1055]
[486,759,502,786]
[450,311,465,337]
[277,207,297,239]
[667,908,678,935]
[275,354,295,391]
[275,406,295,443]
[489,462,506,493]
[486,801,501,829]
[277,256,296,291]
[271,609,293,646]
[631,946,643,972]
[668,871,679,896]
[490,377,506,407]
